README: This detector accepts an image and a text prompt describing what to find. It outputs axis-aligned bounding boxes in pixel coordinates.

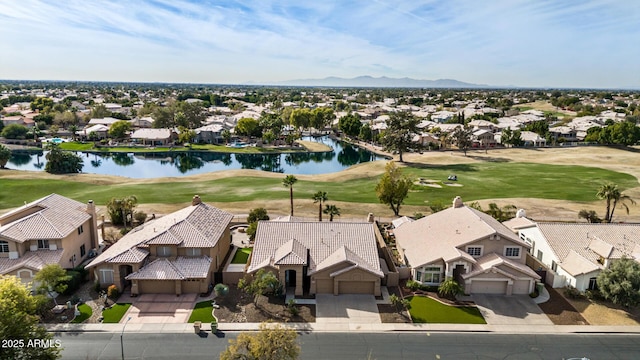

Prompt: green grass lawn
[71,303,92,323]
[188,301,215,323]
[408,296,486,324]
[232,247,252,264]
[101,303,131,323]
[0,162,636,210]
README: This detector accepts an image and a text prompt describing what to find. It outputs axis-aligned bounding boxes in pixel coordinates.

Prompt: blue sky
[1,0,638,88]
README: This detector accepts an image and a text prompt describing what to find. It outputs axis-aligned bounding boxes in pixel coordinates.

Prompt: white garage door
[512,280,531,295]
[471,280,507,294]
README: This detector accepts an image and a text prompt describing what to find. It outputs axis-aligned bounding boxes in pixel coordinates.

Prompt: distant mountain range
[275,75,489,88]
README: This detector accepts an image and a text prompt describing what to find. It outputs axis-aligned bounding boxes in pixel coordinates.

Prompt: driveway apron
[472,294,553,325]
[316,294,381,325]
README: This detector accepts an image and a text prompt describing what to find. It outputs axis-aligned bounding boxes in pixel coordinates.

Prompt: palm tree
[323,204,341,222]
[69,125,78,141]
[282,175,298,216]
[312,191,328,221]
[597,183,619,222]
[609,189,636,223]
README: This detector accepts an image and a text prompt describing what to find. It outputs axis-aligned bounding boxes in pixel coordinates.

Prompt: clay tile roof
[108,247,149,264]
[0,250,65,274]
[274,239,307,265]
[462,253,540,280]
[561,250,602,276]
[87,202,232,268]
[394,202,528,268]
[125,256,211,280]
[249,222,382,278]
[0,194,91,243]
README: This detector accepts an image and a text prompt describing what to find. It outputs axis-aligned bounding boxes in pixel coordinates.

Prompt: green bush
[287,299,299,316]
[406,280,421,291]
[134,211,147,224]
[63,270,83,295]
[564,286,583,299]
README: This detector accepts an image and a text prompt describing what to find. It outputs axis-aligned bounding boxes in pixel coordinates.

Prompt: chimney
[367,213,375,223]
[452,196,463,208]
[192,195,202,206]
[86,200,95,214]
[516,209,526,218]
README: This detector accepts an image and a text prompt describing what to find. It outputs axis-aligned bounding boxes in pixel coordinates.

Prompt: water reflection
[6,136,386,178]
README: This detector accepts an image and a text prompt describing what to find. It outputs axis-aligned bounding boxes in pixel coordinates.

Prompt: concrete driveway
[472,294,553,325]
[316,294,381,325]
[122,293,199,324]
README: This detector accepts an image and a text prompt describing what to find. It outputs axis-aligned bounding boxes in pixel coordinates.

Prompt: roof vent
[515,209,526,218]
[453,196,463,208]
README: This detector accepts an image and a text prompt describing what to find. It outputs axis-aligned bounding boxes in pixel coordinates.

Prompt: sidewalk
[45,322,640,334]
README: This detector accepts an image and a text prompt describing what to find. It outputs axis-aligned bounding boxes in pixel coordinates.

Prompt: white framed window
[157,246,171,257]
[551,260,558,272]
[185,248,202,256]
[504,246,521,259]
[421,266,442,284]
[0,241,9,253]
[99,269,114,284]
[466,246,483,257]
[37,240,50,249]
[537,250,543,261]
[415,271,422,282]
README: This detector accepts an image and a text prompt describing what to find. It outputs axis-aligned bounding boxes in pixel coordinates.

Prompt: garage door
[182,280,202,294]
[512,280,531,295]
[139,280,175,294]
[470,280,507,294]
[338,281,375,295]
[316,279,334,294]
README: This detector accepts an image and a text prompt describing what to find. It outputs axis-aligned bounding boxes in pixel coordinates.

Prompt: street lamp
[120,316,132,360]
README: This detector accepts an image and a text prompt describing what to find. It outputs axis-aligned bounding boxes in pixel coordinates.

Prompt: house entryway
[316,294,381,325]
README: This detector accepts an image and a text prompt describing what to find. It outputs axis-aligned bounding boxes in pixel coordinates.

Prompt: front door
[453,265,465,284]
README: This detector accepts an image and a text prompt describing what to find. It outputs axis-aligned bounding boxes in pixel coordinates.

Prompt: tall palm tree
[312,191,328,221]
[597,183,618,222]
[282,175,298,216]
[323,204,341,222]
[609,189,636,223]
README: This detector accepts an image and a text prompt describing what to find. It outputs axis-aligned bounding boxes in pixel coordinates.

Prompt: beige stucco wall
[311,266,381,296]
[463,236,528,264]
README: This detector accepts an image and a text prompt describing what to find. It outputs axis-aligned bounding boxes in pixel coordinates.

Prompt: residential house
[130,128,176,146]
[2,115,34,128]
[394,197,540,295]
[0,194,99,288]
[508,219,640,292]
[195,124,225,144]
[520,131,547,147]
[248,221,384,296]
[472,129,497,147]
[86,196,233,295]
[88,117,121,127]
[76,124,109,140]
[130,117,154,128]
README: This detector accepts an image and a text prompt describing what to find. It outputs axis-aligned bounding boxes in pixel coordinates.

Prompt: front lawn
[408,296,486,324]
[71,303,93,323]
[102,303,131,323]
[231,248,252,264]
[188,301,214,323]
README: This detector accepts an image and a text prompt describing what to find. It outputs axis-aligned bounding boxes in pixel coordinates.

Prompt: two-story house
[85,196,233,296]
[0,194,99,288]
[394,197,540,295]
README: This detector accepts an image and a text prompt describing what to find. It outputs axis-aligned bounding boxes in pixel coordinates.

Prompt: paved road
[57,331,640,359]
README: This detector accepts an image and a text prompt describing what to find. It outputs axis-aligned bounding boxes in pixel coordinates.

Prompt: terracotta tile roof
[0,194,91,242]
[248,221,382,278]
[0,250,65,274]
[462,253,540,280]
[108,247,149,264]
[502,216,536,231]
[313,245,384,277]
[394,201,528,268]
[87,202,232,268]
[536,222,640,265]
[125,256,211,280]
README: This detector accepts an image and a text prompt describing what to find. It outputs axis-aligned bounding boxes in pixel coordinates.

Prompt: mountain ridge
[275,75,490,88]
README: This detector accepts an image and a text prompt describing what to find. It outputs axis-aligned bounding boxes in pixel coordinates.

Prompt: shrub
[93,281,101,293]
[63,270,83,295]
[563,286,583,299]
[287,299,299,316]
[107,284,119,299]
[120,228,131,236]
[134,211,147,224]
[214,283,229,297]
[33,294,51,317]
[438,278,463,300]
[406,280,422,292]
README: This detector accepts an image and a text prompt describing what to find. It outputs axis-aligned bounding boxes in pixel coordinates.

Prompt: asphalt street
[56,331,640,360]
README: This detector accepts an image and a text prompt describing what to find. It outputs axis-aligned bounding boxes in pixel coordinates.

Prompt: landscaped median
[407,296,486,324]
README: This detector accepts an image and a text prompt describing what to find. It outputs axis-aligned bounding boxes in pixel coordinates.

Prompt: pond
[7,136,387,178]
